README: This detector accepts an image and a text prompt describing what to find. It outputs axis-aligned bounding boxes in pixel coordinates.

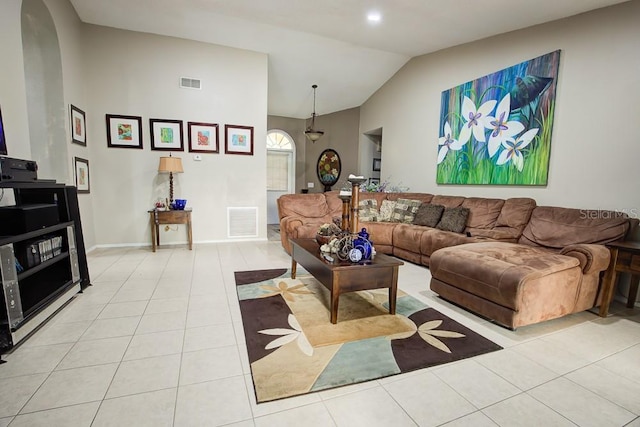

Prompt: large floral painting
[437,50,560,185]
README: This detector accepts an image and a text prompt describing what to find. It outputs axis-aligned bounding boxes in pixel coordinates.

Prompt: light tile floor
[1,240,639,426]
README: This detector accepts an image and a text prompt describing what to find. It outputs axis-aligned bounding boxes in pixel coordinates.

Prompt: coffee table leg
[331,282,339,324]
[291,259,297,279]
[628,274,639,308]
[389,266,398,315]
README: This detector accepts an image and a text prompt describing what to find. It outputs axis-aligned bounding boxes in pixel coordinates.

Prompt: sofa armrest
[560,244,610,274]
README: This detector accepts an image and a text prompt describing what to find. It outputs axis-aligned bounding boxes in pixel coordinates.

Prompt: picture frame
[74,157,90,193]
[188,122,219,153]
[150,119,184,151]
[225,124,254,155]
[70,104,86,146]
[106,114,143,149]
[372,158,381,171]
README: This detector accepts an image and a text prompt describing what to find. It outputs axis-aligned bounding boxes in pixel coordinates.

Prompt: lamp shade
[304,129,324,142]
[158,156,183,173]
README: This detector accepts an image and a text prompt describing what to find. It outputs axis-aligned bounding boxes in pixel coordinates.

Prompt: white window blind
[267,152,289,191]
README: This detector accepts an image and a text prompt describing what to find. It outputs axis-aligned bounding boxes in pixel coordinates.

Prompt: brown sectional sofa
[276,191,636,329]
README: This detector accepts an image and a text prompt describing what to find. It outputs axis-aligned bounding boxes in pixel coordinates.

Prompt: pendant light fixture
[304,84,324,143]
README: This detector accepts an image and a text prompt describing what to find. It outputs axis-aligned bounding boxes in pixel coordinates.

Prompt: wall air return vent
[180,77,202,90]
[227,207,258,238]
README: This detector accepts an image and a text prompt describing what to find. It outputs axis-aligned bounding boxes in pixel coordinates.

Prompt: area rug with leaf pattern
[235,268,502,403]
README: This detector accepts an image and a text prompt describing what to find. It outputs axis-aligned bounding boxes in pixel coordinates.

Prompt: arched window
[266,130,295,192]
[266,130,296,224]
[267,130,293,151]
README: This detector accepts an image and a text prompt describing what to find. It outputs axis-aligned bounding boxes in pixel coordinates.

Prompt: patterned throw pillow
[391,198,423,223]
[358,199,378,222]
[436,207,471,233]
[378,200,396,222]
[413,203,445,227]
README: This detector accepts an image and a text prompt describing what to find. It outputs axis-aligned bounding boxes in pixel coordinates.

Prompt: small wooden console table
[149,209,193,252]
[599,240,640,316]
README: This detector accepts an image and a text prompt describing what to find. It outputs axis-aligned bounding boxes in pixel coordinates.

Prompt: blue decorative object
[353,228,373,260]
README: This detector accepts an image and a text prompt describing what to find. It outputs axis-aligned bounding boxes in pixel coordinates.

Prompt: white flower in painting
[458,96,496,144]
[496,128,539,172]
[258,314,313,356]
[484,94,525,157]
[437,121,464,164]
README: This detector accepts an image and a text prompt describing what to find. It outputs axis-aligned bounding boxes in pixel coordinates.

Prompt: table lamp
[158,153,183,205]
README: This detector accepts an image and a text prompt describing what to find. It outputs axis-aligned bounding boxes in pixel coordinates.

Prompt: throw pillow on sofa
[358,199,378,222]
[391,198,423,223]
[436,206,470,233]
[413,203,445,227]
[378,200,396,222]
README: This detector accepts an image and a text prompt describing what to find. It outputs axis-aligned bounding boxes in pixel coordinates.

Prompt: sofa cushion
[518,206,631,249]
[358,199,378,222]
[277,193,329,219]
[436,207,470,233]
[430,242,581,311]
[420,228,476,257]
[495,198,536,231]
[462,198,505,229]
[360,192,390,207]
[391,198,422,223]
[325,191,344,216]
[430,195,465,208]
[413,203,445,227]
[378,200,396,222]
[386,193,434,204]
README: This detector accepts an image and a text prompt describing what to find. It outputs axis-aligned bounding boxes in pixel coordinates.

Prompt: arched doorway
[21,0,68,182]
[266,130,295,224]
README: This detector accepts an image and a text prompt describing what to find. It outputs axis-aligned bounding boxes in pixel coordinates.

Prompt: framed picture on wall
[70,104,86,146]
[225,124,254,155]
[188,122,219,153]
[150,119,184,151]
[74,157,90,193]
[372,158,381,171]
[106,114,143,149]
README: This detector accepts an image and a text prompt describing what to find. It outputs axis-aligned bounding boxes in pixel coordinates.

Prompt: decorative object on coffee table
[347,174,367,233]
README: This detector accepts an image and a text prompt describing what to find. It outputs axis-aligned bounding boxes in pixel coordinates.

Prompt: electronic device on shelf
[0,157,38,182]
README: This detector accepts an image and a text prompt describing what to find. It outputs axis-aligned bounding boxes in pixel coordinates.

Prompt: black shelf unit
[0,182,87,354]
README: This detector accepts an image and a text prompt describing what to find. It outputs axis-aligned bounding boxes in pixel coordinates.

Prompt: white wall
[44,0,97,248]
[360,1,640,214]
[0,0,32,161]
[83,25,268,245]
[1,0,267,247]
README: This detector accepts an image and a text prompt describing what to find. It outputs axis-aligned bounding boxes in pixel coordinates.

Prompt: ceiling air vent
[227,207,258,238]
[180,77,201,90]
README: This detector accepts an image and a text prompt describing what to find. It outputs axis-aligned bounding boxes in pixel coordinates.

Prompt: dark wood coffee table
[290,238,404,324]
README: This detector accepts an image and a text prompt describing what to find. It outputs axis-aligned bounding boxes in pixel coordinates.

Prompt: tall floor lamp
[158,154,183,205]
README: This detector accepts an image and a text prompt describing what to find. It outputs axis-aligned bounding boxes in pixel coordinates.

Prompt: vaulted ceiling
[69,0,629,118]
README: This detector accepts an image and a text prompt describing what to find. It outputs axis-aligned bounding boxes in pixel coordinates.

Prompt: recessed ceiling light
[367,11,381,24]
